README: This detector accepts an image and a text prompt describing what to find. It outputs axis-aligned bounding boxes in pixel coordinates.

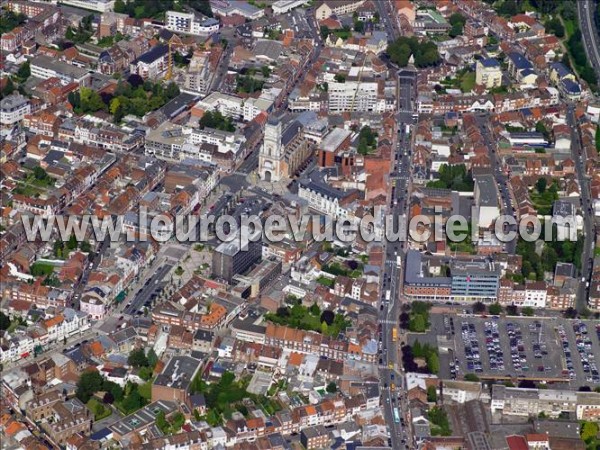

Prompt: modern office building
[165,11,220,36]
[212,231,262,282]
[450,260,500,302]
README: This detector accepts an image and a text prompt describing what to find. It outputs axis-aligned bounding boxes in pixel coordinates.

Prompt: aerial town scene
[2,0,600,449]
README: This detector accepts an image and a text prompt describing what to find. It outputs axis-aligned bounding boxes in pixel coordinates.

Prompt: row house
[0,332,35,363]
[263,323,374,362]
[23,111,62,138]
[5,279,70,309]
[41,310,89,344]
[12,194,59,218]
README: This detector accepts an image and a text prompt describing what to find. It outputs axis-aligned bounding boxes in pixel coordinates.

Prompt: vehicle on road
[393,408,400,423]
[392,327,398,342]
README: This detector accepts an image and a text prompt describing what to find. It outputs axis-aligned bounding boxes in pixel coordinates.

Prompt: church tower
[259,117,283,182]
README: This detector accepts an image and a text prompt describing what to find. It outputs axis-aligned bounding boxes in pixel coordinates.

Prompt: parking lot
[427,314,600,387]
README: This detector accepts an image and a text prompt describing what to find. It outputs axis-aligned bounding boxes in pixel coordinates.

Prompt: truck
[405,124,410,135]
[397,256,402,267]
[392,327,398,342]
[385,290,391,302]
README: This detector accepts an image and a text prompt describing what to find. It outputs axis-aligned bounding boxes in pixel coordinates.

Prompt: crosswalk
[379,319,397,325]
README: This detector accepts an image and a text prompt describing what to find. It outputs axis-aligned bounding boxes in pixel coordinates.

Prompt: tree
[581,421,599,443]
[0,312,11,331]
[334,73,346,83]
[472,302,486,314]
[427,385,437,402]
[488,303,503,315]
[156,410,170,434]
[309,303,320,316]
[102,391,114,404]
[114,0,126,13]
[16,61,30,82]
[320,310,335,325]
[139,366,154,381]
[320,25,330,40]
[522,306,534,316]
[128,348,149,368]
[67,233,78,250]
[464,373,479,382]
[354,20,365,33]
[2,78,15,97]
[326,382,337,393]
[76,370,104,403]
[147,348,158,368]
[536,177,547,194]
[121,388,144,413]
[448,13,466,37]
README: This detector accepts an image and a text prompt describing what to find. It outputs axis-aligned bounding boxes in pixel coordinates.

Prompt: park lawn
[138,379,153,400]
[87,398,112,421]
[460,71,476,92]
[563,18,575,38]
[316,276,334,288]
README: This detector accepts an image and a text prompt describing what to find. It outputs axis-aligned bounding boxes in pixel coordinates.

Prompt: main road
[567,105,596,312]
[378,67,417,450]
[577,0,600,81]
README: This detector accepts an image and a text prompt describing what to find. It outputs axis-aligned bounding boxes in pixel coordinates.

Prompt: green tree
[427,385,437,402]
[326,382,337,393]
[472,302,486,314]
[581,421,599,443]
[128,348,149,368]
[596,125,600,153]
[320,25,330,40]
[521,306,534,316]
[334,73,346,83]
[448,13,466,37]
[67,233,78,250]
[156,410,170,433]
[76,370,104,403]
[147,348,159,368]
[488,303,502,315]
[121,388,144,413]
[2,78,15,97]
[536,177,547,194]
[354,20,365,33]
[464,373,479,382]
[0,312,10,331]
[16,61,30,82]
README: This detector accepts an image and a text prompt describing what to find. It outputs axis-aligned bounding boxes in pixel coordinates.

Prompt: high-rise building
[212,232,262,282]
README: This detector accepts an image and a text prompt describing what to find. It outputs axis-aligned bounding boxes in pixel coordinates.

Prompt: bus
[385,290,391,302]
[392,327,398,342]
[393,408,400,423]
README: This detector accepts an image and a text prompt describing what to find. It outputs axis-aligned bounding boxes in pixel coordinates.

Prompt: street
[567,105,596,312]
[577,0,600,81]
[378,66,417,450]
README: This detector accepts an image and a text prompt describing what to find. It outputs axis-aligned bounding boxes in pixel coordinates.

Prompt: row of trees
[114,0,212,19]
[387,36,441,68]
